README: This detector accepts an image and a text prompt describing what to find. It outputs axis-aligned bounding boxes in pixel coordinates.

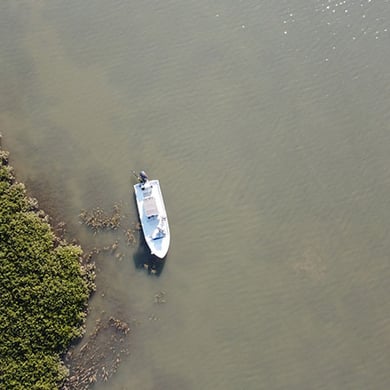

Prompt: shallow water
[1,1,390,389]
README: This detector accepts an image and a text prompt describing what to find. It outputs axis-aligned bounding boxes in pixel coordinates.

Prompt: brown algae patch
[79,204,122,232]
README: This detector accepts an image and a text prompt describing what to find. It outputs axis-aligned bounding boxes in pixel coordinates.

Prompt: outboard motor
[139,171,148,183]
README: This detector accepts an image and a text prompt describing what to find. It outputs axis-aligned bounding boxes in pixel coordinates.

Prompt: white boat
[133,171,170,259]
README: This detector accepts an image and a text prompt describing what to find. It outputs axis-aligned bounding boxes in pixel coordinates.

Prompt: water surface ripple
[1,1,390,389]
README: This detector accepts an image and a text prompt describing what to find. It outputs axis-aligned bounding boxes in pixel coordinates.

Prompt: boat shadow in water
[133,234,166,276]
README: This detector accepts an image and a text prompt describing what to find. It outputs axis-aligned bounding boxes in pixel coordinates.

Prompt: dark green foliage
[2,353,67,390]
[0,154,90,389]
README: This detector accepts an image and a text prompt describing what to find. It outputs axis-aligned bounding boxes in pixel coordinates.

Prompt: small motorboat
[133,171,170,259]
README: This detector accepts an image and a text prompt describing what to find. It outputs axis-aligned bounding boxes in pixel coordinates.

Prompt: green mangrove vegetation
[0,150,92,389]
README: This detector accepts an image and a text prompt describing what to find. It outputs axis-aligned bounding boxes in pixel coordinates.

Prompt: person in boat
[139,171,148,183]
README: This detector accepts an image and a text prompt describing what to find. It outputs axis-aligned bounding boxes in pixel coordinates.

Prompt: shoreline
[0,144,95,388]
[0,145,95,389]
[1,140,131,389]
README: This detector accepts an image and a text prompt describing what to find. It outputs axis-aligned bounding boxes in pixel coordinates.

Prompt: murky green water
[2,1,390,389]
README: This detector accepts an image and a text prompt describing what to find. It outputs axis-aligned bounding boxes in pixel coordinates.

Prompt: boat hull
[134,179,170,259]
